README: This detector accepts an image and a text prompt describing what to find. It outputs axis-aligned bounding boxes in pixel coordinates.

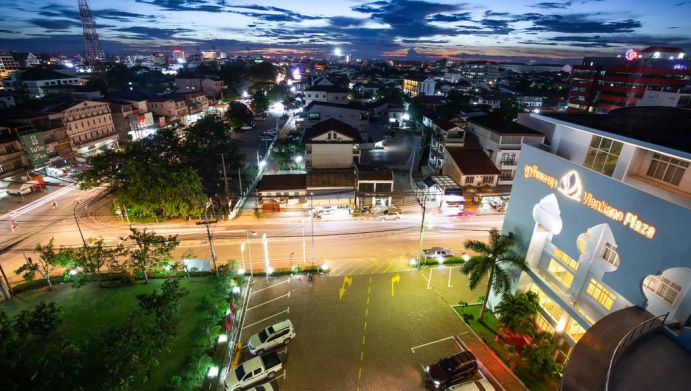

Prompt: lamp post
[246,231,256,278]
[73,200,87,247]
[262,233,271,280]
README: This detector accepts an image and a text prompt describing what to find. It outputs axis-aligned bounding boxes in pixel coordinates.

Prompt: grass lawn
[1,276,219,390]
[454,304,556,391]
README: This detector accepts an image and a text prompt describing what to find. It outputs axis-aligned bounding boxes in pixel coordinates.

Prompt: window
[481,176,494,184]
[601,242,619,267]
[499,169,514,181]
[547,259,574,288]
[465,176,475,184]
[586,279,616,310]
[308,113,320,120]
[646,153,688,186]
[327,132,332,140]
[565,318,586,342]
[553,247,578,271]
[643,275,682,304]
[583,135,622,176]
[500,152,517,165]
[376,183,392,192]
[536,314,555,333]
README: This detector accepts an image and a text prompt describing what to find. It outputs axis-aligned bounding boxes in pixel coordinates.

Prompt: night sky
[1,0,690,62]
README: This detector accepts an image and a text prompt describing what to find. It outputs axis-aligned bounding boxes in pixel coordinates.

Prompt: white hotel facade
[501,106,691,348]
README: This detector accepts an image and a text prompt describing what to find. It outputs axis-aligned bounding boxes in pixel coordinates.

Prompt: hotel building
[502,106,691,356]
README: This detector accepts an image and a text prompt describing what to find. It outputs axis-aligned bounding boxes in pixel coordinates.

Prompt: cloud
[115,26,192,39]
[524,14,642,33]
[28,19,82,30]
[352,0,463,38]
[427,12,473,22]
[97,9,150,22]
[135,0,225,12]
[531,2,573,9]
[525,33,691,48]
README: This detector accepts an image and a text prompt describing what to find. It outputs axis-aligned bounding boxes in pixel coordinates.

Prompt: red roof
[445,148,500,176]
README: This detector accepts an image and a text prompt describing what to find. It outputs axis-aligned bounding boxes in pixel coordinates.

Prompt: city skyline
[0,0,690,62]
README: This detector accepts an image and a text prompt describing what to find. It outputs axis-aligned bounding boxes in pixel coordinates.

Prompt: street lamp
[310,192,315,269]
[258,160,267,169]
[462,252,470,262]
[294,155,303,164]
[246,231,257,278]
[262,233,271,280]
[73,200,87,247]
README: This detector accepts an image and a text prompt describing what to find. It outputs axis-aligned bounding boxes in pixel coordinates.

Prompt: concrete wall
[309,143,353,169]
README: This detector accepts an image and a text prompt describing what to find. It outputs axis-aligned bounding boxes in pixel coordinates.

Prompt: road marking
[391,272,400,296]
[367,297,369,305]
[339,275,353,300]
[335,262,358,277]
[247,292,290,311]
[365,308,368,317]
[362,335,366,345]
[410,336,455,353]
[364,321,367,330]
[370,261,387,274]
[358,367,362,379]
[250,278,289,294]
[242,308,289,330]
[360,351,364,361]
[382,259,397,273]
[367,286,371,294]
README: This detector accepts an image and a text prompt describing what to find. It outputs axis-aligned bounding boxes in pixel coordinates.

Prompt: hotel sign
[524,164,656,239]
[19,133,48,168]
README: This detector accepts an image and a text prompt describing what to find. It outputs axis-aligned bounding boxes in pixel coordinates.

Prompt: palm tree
[461,228,528,323]
[494,290,540,337]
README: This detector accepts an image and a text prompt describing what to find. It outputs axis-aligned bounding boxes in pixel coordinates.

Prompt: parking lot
[233,267,502,391]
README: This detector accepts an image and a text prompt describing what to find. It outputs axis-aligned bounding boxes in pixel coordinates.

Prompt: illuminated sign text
[524,165,657,239]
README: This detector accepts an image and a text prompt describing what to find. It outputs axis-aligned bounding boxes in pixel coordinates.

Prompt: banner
[19,133,48,168]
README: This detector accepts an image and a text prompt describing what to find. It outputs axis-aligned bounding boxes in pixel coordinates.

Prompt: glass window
[646,153,688,186]
[529,283,564,321]
[547,259,574,288]
[586,279,616,310]
[601,242,619,267]
[565,318,586,342]
[482,176,494,184]
[500,152,517,165]
[553,247,578,271]
[643,275,682,305]
[536,314,555,333]
[465,177,474,184]
[583,135,622,177]
[499,169,514,181]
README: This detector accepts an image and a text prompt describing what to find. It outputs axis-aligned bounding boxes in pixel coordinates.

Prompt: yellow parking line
[382,259,398,273]
[358,367,362,379]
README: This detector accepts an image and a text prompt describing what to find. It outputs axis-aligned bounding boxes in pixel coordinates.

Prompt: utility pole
[237,167,243,194]
[416,194,427,269]
[220,153,229,195]
[197,201,219,276]
[74,200,87,247]
[310,192,315,269]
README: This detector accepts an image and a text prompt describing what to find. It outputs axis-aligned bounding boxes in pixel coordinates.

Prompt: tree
[225,102,253,129]
[14,301,61,338]
[122,227,179,283]
[267,84,289,103]
[516,331,564,384]
[494,290,540,337]
[15,238,71,289]
[251,90,270,114]
[461,229,528,323]
[137,279,189,328]
[269,133,304,170]
[105,63,134,92]
[494,98,522,121]
[72,237,122,287]
[248,61,277,82]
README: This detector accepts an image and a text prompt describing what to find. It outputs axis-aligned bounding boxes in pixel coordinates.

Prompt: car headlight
[433,380,441,388]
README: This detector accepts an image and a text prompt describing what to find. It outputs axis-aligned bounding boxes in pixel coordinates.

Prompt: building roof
[469,114,543,135]
[306,170,355,189]
[303,118,363,142]
[256,174,306,192]
[543,106,691,154]
[304,100,361,112]
[357,170,394,181]
[0,95,84,118]
[20,68,75,81]
[304,85,349,93]
[445,147,501,175]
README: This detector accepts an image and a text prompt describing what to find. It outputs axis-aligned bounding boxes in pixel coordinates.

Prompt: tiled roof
[303,118,363,142]
[469,114,542,135]
[256,174,306,192]
[306,170,355,189]
[445,147,501,175]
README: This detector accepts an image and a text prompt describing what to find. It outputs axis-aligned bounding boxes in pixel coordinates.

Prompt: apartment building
[303,118,361,170]
[302,85,349,105]
[468,114,545,185]
[500,106,691,357]
[462,61,499,86]
[402,76,435,97]
[425,116,466,172]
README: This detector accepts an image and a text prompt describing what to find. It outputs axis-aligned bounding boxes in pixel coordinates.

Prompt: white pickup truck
[224,352,282,391]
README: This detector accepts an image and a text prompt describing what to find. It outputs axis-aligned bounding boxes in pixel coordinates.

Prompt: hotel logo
[558,170,583,201]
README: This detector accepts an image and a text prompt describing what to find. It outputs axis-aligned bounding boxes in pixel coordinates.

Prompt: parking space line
[242,308,290,330]
[382,259,398,273]
[335,262,358,276]
[410,336,455,353]
[247,292,290,311]
[250,278,290,294]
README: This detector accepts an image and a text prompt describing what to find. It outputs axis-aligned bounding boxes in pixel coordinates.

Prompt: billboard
[19,133,48,168]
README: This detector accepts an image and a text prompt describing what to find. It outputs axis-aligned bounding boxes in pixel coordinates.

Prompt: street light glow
[232,286,241,294]
[218,334,228,343]
[69,269,78,276]
[322,263,329,271]
[237,267,246,275]
[258,160,267,169]
[462,253,470,261]
[294,155,303,163]
[267,266,274,275]
[409,258,418,267]
[207,366,219,377]
[334,48,343,56]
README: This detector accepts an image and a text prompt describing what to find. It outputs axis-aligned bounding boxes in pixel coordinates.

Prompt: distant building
[499,63,567,73]
[302,85,349,105]
[462,61,499,86]
[442,147,500,204]
[302,101,371,133]
[568,46,690,113]
[402,76,435,97]
[0,53,20,80]
[8,69,81,98]
[147,95,189,125]
[425,116,466,172]
[175,77,224,97]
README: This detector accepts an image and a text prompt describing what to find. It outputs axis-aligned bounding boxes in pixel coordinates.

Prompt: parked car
[248,319,295,355]
[448,378,495,391]
[424,247,454,258]
[224,352,282,391]
[425,351,478,389]
[378,210,401,221]
[245,382,274,391]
